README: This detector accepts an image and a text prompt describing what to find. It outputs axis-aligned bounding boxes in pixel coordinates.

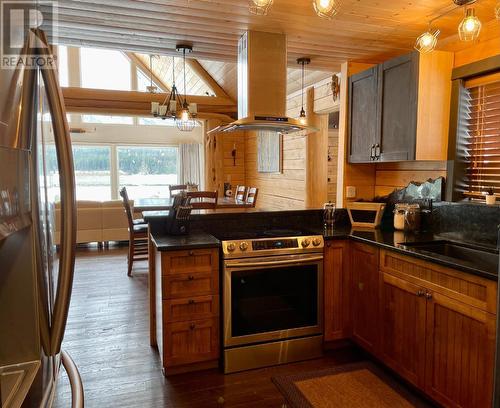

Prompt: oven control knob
[226,242,236,252]
[239,242,249,251]
[312,237,322,247]
[301,238,311,248]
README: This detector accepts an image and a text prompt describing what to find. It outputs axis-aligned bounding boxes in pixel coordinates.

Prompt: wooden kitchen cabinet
[377,53,418,161]
[348,67,379,163]
[348,51,453,163]
[379,249,497,408]
[380,272,427,388]
[154,247,220,375]
[323,240,350,341]
[425,291,496,408]
[350,242,380,353]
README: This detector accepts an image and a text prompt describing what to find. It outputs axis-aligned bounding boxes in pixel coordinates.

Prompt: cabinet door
[351,242,379,353]
[348,67,379,163]
[380,273,426,388]
[377,53,418,161]
[425,291,495,408]
[164,318,219,367]
[324,241,350,341]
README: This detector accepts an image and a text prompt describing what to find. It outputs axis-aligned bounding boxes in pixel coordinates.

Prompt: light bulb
[299,108,307,125]
[458,8,481,41]
[414,29,439,54]
[180,108,189,122]
[249,0,273,15]
[313,0,341,19]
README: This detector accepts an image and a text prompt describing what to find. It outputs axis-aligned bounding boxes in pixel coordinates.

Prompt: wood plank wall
[244,91,309,210]
[328,128,339,203]
[374,161,447,198]
[222,132,245,190]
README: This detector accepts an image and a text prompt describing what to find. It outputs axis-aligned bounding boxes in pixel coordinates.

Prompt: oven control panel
[222,236,324,257]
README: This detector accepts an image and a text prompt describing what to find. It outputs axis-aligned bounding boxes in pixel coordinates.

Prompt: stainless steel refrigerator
[0,16,83,408]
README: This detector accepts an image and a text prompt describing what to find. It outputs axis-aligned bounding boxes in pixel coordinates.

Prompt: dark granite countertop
[151,231,220,251]
[322,227,498,281]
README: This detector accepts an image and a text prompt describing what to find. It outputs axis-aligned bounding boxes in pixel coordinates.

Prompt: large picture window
[72,146,112,200]
[117,146,178,199]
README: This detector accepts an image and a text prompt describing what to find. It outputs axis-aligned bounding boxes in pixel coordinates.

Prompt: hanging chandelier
[313,0,341,19]
[297,57,310,125]
[150,45,197,131]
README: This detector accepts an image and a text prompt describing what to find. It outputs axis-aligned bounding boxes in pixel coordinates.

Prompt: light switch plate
[346,186,356,199]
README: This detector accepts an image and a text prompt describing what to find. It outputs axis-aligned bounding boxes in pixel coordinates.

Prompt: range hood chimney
[209,31,317,134]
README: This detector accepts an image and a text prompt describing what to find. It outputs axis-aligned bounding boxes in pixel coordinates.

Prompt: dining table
[133,196,253,212]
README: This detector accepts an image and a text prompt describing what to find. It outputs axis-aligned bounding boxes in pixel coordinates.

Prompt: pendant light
[176,45,196,132]
[458,7,481,41]
[249,0,273,15]
[297,57,310,126]
[313,0,341,19]
[415,26,440,53]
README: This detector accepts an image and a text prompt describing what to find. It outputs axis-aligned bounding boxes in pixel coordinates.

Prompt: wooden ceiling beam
[62,87,237,118]
[185,59,232,100]
[126,52,171,92]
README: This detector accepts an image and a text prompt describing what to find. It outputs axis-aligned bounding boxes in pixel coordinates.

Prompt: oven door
[224,253,323,347]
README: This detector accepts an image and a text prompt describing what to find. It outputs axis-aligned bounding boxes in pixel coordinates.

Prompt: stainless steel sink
[398,240,499,275]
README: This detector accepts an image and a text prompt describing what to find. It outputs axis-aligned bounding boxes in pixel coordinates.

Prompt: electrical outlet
[346,186,356,199]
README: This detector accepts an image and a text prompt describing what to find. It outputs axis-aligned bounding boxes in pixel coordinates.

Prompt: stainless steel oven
[222,235,324,373]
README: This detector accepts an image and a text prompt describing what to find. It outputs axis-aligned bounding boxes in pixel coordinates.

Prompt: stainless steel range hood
[209,31,317,134]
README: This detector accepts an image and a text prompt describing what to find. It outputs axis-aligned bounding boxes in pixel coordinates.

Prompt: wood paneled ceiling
[49,0,499,72]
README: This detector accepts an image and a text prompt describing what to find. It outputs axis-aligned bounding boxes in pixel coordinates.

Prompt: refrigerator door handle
[35,29,77,356]
[61,350,84,408]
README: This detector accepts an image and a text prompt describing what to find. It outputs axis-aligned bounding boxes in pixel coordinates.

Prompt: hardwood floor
[54,246,363,408]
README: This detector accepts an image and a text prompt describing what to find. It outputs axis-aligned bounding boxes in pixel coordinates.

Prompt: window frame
[446,55,500,201]
[69,141,179,201]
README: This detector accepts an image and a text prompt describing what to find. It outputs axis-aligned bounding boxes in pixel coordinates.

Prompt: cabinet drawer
[163,295,219,322]
[162,272,218,299]
[161,249,218,276]
[163,318,219,366]
[380,250,497,314]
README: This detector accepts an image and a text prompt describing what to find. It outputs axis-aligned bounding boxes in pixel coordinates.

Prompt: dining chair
[245,187,258,207]
[235,185,247,202]
[169,184,187,196]
[119,187,148,277]
[186,190,218,209]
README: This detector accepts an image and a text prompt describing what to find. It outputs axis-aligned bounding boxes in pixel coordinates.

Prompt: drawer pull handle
[188,299,195,305]
[190,323,196,330]
[416,290,425,297]
[424,292,433,300]
[189,250,194,256]
[188,275,195,281]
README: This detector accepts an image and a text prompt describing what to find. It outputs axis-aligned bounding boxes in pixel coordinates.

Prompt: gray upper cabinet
[348,67,379,163]
[377,53,418,162]
[348,52,424,163]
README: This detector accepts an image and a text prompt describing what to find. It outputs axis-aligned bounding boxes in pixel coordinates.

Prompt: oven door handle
[225,256,324,269]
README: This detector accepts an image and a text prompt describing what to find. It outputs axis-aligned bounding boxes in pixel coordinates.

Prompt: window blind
[462,74,500,198]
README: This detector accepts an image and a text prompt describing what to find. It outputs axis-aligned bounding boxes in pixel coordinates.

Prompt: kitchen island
[145,205,499,406]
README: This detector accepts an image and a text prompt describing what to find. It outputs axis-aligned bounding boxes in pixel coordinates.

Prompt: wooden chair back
[186,191,218,209]
[246,187,258,207]
[169,184,187,196]
[235,185,247,202]
[119,187,135,230]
